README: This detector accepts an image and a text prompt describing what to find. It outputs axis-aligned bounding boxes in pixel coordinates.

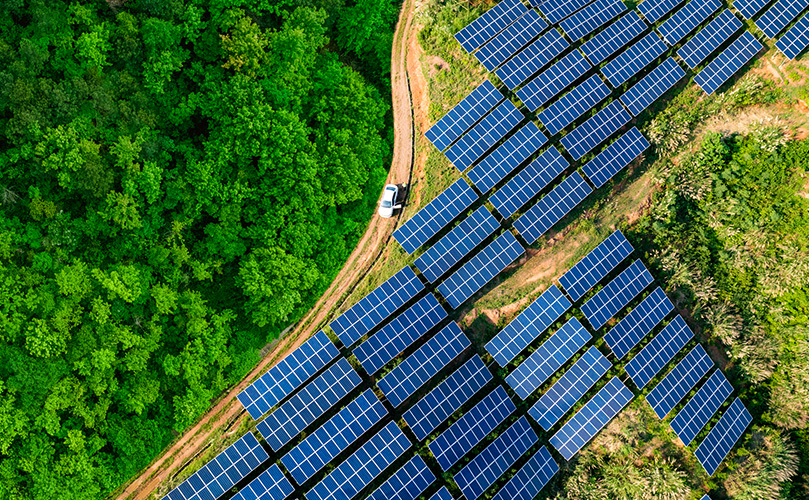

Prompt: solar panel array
[455,0,528,53]
[476,10,549,71]
[647,344,713,419]
[491,446,559,500]
[560,0,628,42]
[755,0,809,38]
[624,315,694,389]
[581,12,648,65]
[560,101,631,161]
[365,455,435,500]
[558,230,634,302]
[694,31,763,94]
[496,29,570,90]
[517,50,592,112]
[776,12,809,58]
[490,146,569,219]
[735,0,771,18]
[425,80,504,151]
[603,287,674,359]
[231,465,294,500]
[514,172,594,244]
[540,0,599,24]
[638,0,686,23]
[446,100,525,171]
[429,488,453,500]
[657,0,721,45]
[582,127,650,188]
[620,58,686,116]
[467,121,548,193]
[670,370,733,445]
[602,32,667,87]
[538,75,612,136]
[677,10,742,69]
[695,398,752,476]
[581,259,654,330]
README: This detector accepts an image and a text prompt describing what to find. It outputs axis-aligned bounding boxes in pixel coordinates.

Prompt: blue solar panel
[238,330,339,420]
[736,0,772,19]
[582,127,650,188]
[756,0,809,38]
[486,285,572,367]
[620,59,686,116]
[581,12,648,65]
[776,12,809,58]
[445,100,525,171]
[671,370,733,445]
[602,32,667,87]
[529,346,612,431]
[496,29,570,91]
[429,386,516,471]
[491,446,558,500]
[625,315,694,389]
[366,455,435,500]
[638,0,686,23]
[455,0,529,52]
[604,287,674,359]
[476,10,549,71]
[429,488,453,500]
[513,172,593,244]
[454,417,538,500]
[353,294,447,375]
[549,377,633,460]
[694,31,763,94]
[558,230,634,302]
[437,231,525,309]
[695,398,752,476]
[560,0,627,42]
[658,0,721,45]
[538,75,611,136]
[647,344,713,418]
[377,322,471,407]
[393,178,478,255]
[403,355,492,441]
[257,359,362,451]
[516,50,592,112]
[581,259,654,330]
[507,317,592,399]
[467,122,548,193]
[425,80,505,152]
[678,10,743,69]
[281,389,386,485]
[490,147,569,219]
[305,422,412,500]
[231,465,293,500]
[560,101,631,161]
[163,433,269,500]
[539,0,598,24]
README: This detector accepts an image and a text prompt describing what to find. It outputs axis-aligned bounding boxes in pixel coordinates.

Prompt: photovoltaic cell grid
[231,465,294,500]
[602,32,667,87]
[496,29,570,91]
[445,99,525,171]
[257,358,361,452]
[625,315,694,389]
[305,422,411,500]
[735,0,772,18]
[755,0,809,38]
[393,178,478,255]
[491,446,559,500]
[670,370,733,445]
[429,386,516,471]
[490,147,569,219]
[238,330,338,420]
[604,287,674,359]
[486,285,572,367]
[454,417,538,500]
[620,58,686,116]
[581,259,654,330]
[638,0,686,23]
[538,75,611,136]
[437,231,525,309]
[695,398,753,476]
[377,322,471,407]
[657,0,721,45]
[581,12,648,65]
[677,10,742,69]
[513,172,593,244]
[476,10,549,71]
[558,230,634,302]
[425,80,504,151]
[560,101,631,161]
[366,455,435,500]
[455,0,528,53]
[582,127,651,188]
[467,121,548,193]
[560,0,628,42]
[647,344,713,419]
[694,31,764,94]
[404,355,492,441]
[550,377,634,460]
[529,346,612,431]
[776,12,809,58]
[517,50,592,112]
[539,0,598,24]
[163,432,269,500]
[429,488,453,500]
[329,266,425,346]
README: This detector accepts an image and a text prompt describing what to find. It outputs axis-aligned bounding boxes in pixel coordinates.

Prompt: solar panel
[257,358,362,451]
[513,172,593,244]
[425,80,505,151]
[638,0,686,23]
[476,10,550,71]
[671,370,733,445]
[353,293,447,375]
[694,31,763,94]
[658,0,722,45]
[538,75,612,136]
[366,455,435,500]
[677,10,743,69]
[231,465,294,500]
[581,12,648,65]
[393,178,478,255]
[506,317,592,399]
[429,386,517,471]
[238,330,339,420]
[580,259,654,330]
[163,432,269,500]
[516,50,592,112]
[445,100,525,171]
[604,287,674,359]
[560,101,631,161]
[602,32,667,87]
[280,389,387,485]
[756,0,809,38]
[454,417,538,500]
[539,0,598,24]
[582,127,650,188]
[491,446,559,500]
[490,147,569,219]
[776,12,809,58]
[437,231,525,309]
[403,355,492,441]
[647,344,713,418]
[549,377,633,460]
[529,346,612,431]
[620,58,686,116]
[486,285,572,367]
[558,230,634,302]
[467,121,548,193]
[455,0,528,53]
[377,322,471,407]
[735,0,772,19]
[694,398,752,476]
[496,29,570,91]
[560,0,627,42]
[624,315,694,389]
[429,488,453,500]
[305,422,412,500]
